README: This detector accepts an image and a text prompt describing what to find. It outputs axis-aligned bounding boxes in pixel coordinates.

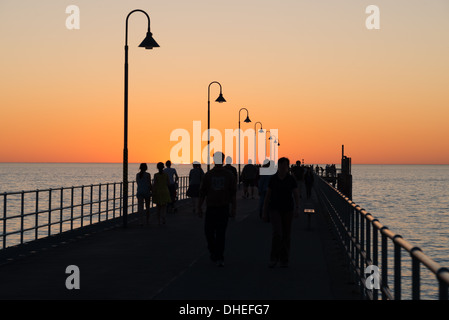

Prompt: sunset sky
[1,0,448,164]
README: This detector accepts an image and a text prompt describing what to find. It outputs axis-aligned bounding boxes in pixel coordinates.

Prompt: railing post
[120,182,123,216]
[381,227,388,300]
[90,184,93,225]
[410,247,422,300]
[393,235,402,300]
[132,181,135,214]
[437,268,449,300]
[360,210,365,271]
[113,183,117,219]
[70,187,74,231]
[20,191,24,244]
[48,188,52,236]
[372,219,379,300]
[81,186,84,228]
[366,214,371,264]
[35,190,39,241]
[106,183,109,221]
[98,183,102,223]
[3,193,7,249]
[60,188,63,233]
[355,207,360,278]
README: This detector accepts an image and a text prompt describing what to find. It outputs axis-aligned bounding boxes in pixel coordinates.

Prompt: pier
[1,171,448,300]
[0,181,357,300]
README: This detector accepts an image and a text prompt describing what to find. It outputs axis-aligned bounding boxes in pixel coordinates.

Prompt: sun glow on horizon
[1,1,449,165]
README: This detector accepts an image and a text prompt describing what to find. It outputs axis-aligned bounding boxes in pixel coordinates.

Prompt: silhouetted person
[136,163,152,226]
[291,160,304,199]
[258,159,273,219]
[198,152,237,267]
[241,160,258,199]
[164,160,179,213]
[187,161,204,213]
[224,156,238,181]
[263,157,300,268]
[304,167,314,200]
[153,162,171,225]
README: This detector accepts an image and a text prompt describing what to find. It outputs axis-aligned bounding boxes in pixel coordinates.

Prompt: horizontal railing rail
[315,174,449,300]
[0,176,189,250]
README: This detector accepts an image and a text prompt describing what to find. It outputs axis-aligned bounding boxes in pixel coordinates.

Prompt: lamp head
[138,31,160,49]
[215,93,226,103]
[244,115,251,123]
[259,129,264,133]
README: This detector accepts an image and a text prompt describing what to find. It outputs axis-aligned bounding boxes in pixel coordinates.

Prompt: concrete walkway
[0,187,358,300]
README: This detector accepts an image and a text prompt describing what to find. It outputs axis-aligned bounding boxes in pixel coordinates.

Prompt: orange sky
[1,1,449,164]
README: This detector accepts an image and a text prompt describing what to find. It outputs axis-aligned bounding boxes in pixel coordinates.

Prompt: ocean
[0,163,448,299]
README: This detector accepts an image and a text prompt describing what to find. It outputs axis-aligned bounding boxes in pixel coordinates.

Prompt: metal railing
[0,176,189,250]
[315,175,449,300]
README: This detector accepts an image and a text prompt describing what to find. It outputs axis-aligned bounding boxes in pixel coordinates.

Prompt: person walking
[241,160,257,199]
[304,167,314,200]
[224,156,238,181]
[187,161,204,213]
[263,157,300,268]
[152,162,171,225]
[164,160,179,214]
[198,152,237,267]
[136,163,152,226]
[258,159,273,220]
[291,160,304,199]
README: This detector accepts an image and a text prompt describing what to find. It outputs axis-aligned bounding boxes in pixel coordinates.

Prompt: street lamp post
[254,121,263,164]
[266,130,271,161]
[123,9,159,228]
[207,81,226,171]
[238,108,251,184]
[271,135,279,163]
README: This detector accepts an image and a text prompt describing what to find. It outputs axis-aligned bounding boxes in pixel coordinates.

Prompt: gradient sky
[1,0,448,164]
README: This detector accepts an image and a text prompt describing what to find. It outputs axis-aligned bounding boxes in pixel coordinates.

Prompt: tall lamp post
[266,130,271,161]
[238,108,251,183]
[270,135,279,163]
[207,81,226,171]
[254,121,263,164]
[123,9,159,228]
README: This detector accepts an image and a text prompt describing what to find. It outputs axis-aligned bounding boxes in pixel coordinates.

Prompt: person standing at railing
[263,157,300,268]
[198,152,237,267]
[187,161,204,213]
[153,162,171,225]
[164,160,179,214]
[136,163,152,226]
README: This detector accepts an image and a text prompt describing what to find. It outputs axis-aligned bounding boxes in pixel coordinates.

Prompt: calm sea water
[0,163,448,299]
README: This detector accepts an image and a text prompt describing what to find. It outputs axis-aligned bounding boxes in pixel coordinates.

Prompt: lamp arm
[125,9,151,46]
[208,81,223,102]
